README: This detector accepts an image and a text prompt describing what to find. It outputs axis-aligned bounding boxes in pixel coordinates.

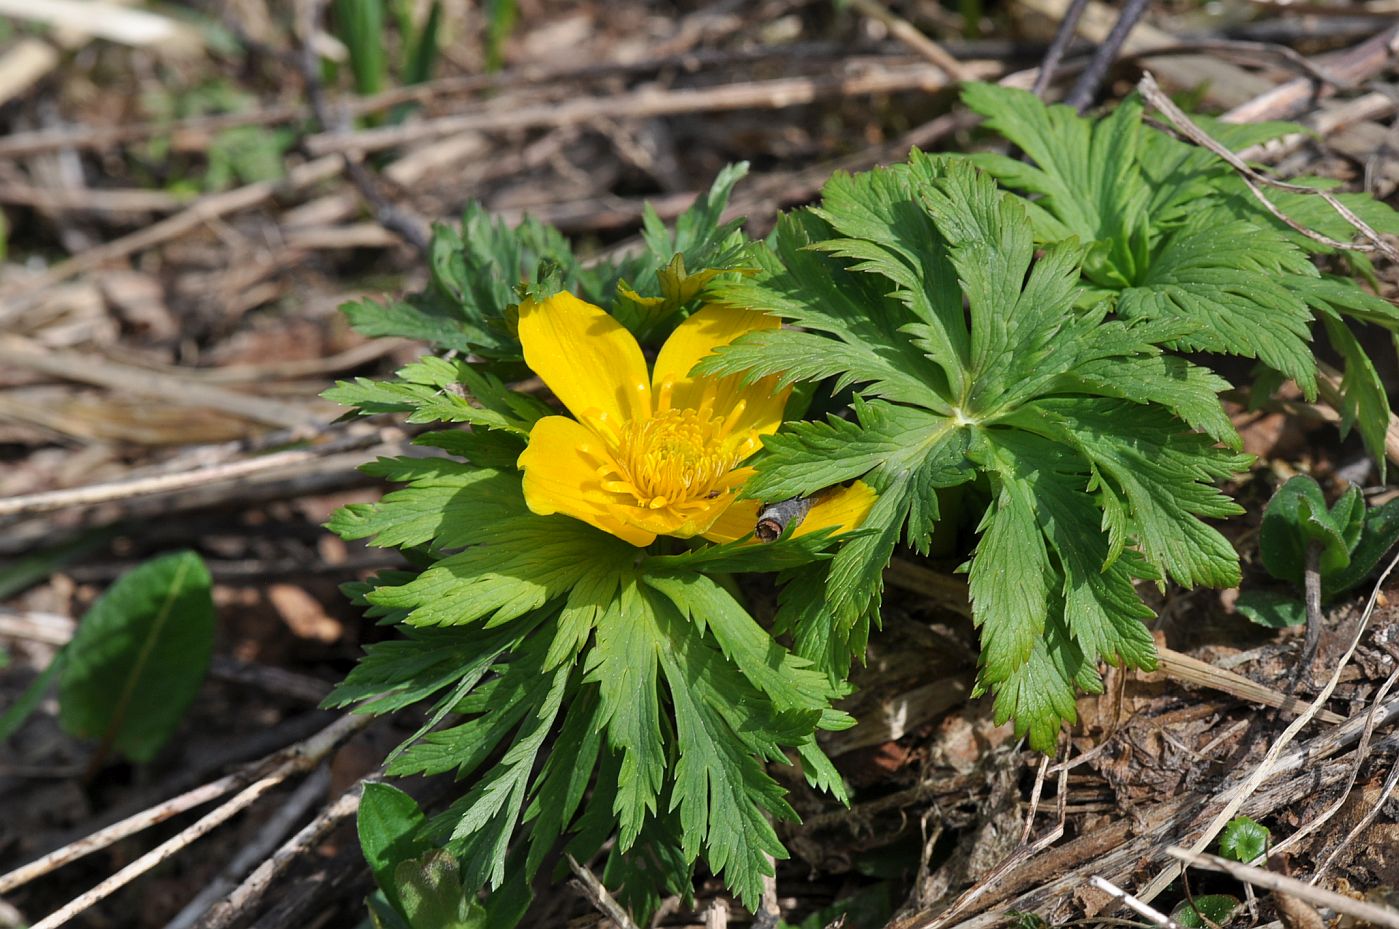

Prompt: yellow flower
[516,292,874,547]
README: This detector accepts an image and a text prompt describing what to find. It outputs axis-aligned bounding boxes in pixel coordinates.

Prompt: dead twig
[0,334,328,431]
[162,766,332,929]
[13,714,371,929]
[1157,647,1347,726]
[567,854,641,929]
[1064,0,1151,111]
[1030,0,1089,96]
[1312,735,1399,882]
[193,777,368,929]
[1278,659,1399,872]
[0,422,394,519]
[1223,24,1399,124]
[1135,549,1399,904]
[304,64,987,156]
[0,155,344,322]
[845,0,971,81]
[1138,72,1399,263]
[0,772,250,894]
[1089,876,1182,929]
[1167,848,1399,929]
[294,0,429,254]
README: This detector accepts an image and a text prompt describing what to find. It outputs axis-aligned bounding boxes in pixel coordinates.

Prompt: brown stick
[1138,72,1399,262]
[304,64,986,156]
[1167,848,1399,929]
[0,155,344,321]
[0,334,327,430]
[1223,24,1399,124]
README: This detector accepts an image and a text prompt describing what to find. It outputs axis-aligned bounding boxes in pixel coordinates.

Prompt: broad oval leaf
[58,550,214,763]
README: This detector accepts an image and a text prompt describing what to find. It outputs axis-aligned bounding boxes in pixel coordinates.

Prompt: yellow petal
[518,292,651,433]
[700,498,761,544]
[651,305,789,452]
[700,482,878,544]
[519,415,655,547]
[795,482,878,538]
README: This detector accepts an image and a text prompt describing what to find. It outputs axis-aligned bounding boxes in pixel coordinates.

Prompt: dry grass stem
[566,854,641,929]
[18,714,371,929]
[1138,72,1399,262]
[1088,876,1182,929]
[193,776,367,929]
[304,64,991,156]
[1136,550,1399,903]
[1167,848,1399,929]
[161,766,332,929]
[0,155,345,320]
[0,423,395,519]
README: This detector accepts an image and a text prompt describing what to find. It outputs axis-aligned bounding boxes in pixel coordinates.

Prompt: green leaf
[586,579,666,849]
[521,685,604,879]
[1219,815,1270,862]
[1258,476,1356,586]
[1308,289,1396,477]
[393,850,485,929]
[1235,590,1308,629]
[359,783,431,917]
[1173,894,1241,929]
[643,528,840,576]
[968,470,1053,683]
[324,623,526,715]
[743,400,956,502]
[960,83,1150,287]
[370,516,633,628]
[438,656,569,892]
[643,572,838,714]
[402,1,443,87]
[329,464,524,552]
[651,593,796,911]
[333,0,387,95]
[325,357,548,435]
[704,210,951,409]
[1117,214,1317,398]
[58,551,215,763]
[1325,496,1399,598]
[341,297,482,354]
[1006,398,1246,588]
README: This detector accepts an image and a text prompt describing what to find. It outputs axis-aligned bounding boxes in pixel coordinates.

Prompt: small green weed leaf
[1235,590,1308,629]
[58,551,215,763]
[333,0,387,95]
[359,782,431,916]
[0,651,64,742]
[1219,815,1270,862]
[1173,894,1241,928]
[394,850,485,929]
[1325,496,1399,598]
[402,1,443,87]
[1258,476,1357,586]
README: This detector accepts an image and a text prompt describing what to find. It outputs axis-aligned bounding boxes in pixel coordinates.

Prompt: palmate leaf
[712,159,1247,748]
[960,82,1150,287]
[326,356,550,437]
[1116,211,1318,395]
[334,439,850,918]
[344,203,625,357]
[963,81,1399,470]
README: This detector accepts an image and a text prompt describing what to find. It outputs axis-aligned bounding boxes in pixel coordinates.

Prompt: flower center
[607,408,741,510]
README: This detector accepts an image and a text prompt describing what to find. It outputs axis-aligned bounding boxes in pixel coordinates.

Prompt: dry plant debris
[0,2,1397,929]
